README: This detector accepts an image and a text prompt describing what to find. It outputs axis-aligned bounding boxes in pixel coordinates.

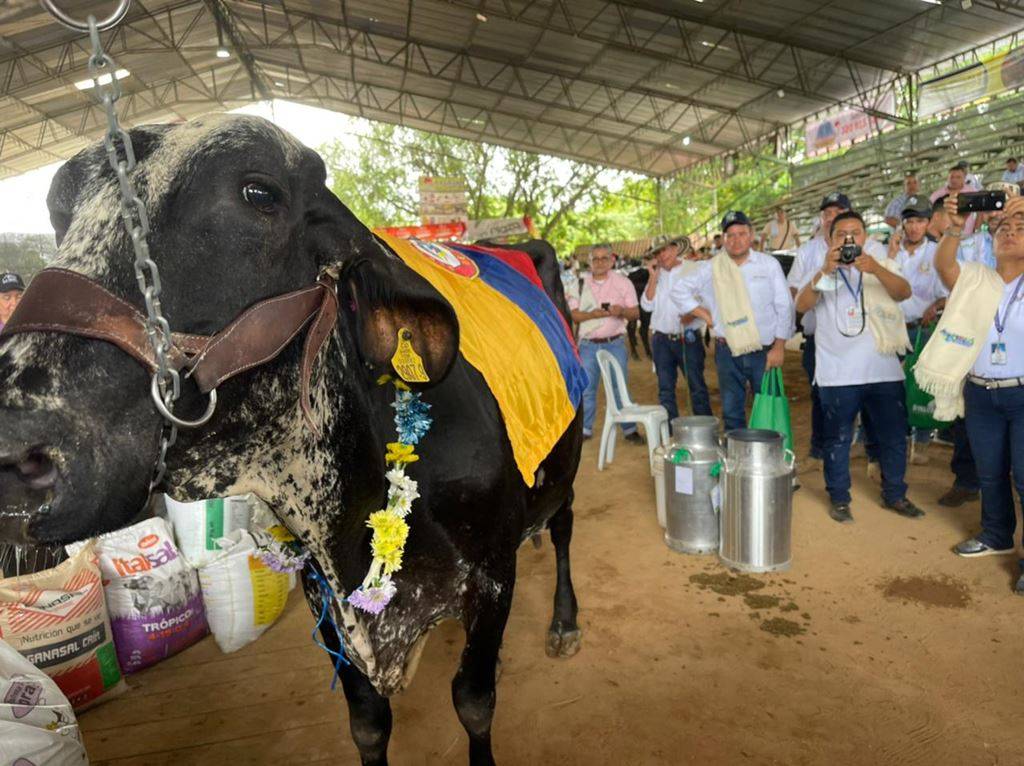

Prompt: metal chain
[84,16,178,487]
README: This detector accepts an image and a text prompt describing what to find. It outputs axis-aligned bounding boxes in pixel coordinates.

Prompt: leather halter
[0,268,339,435]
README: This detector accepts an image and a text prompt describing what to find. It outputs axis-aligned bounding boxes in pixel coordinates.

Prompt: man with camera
[786,192,852,461]
[892,196,946,464]
[795,211,923,523]
[567,244,641,442]
[642,235,711,422]
[923,192,1024,595]
[675,211,794,431]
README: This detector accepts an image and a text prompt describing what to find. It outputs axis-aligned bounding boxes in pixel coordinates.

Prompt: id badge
[991,342,1008,366]
[845,305,861,334]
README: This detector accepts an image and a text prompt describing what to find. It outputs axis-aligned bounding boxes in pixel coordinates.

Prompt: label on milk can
[674,466,694,495]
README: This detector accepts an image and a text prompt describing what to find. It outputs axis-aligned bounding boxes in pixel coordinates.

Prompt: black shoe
[1015,572,1024,596]
[623,432,644,445]
[884,498,925,518]
[937,486,979,507]
[582,432,593,441]
[829,502,853,524]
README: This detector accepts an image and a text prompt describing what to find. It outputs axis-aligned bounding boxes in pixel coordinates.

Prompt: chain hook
[40,0,131,32]
[51,8,213,485]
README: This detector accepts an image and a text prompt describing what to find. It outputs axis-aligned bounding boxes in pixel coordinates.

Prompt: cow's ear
[47,125,171,247]
[345,254,459,387]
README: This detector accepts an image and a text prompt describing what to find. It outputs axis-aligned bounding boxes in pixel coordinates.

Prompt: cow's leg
[545,496,582,658]
[320,623,393,765]
[453,574,514,766]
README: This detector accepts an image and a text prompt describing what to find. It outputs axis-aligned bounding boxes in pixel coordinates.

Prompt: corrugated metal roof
[1,0,1022,179]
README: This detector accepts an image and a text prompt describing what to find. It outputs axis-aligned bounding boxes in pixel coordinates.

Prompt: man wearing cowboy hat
[641,234,711,424]
[0,272,25,333]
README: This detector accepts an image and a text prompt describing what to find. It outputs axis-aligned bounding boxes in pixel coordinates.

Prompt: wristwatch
[943,227,963,239]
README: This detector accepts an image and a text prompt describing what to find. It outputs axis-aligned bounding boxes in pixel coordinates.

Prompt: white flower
[386,468,420,515]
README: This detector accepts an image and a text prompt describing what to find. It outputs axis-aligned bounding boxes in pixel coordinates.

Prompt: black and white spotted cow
[0,115,583,765]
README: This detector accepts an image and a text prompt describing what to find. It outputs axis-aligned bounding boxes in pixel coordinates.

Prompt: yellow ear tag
[391,328,430,383]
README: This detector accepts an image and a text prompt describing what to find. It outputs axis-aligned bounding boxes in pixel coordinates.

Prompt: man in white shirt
[676,211,794,431]
[710,234,724,256]
[1002,157,1024,184]
[795,211,924,523]
[788,192,852,460]
[892,196,946,462]
[641,235,710,421]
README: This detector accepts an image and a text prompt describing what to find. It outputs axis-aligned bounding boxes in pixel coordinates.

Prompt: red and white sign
[804,94,896,156]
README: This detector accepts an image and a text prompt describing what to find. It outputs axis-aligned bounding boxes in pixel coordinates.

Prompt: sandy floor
[79,350,1022,766]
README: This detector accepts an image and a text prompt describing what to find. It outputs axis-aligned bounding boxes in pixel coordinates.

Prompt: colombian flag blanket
[379,234,586,486]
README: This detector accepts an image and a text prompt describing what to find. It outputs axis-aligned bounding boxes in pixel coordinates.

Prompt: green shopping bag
[905,325,953,431]
[748,368,793,452]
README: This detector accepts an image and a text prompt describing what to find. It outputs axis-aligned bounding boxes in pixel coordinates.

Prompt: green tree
[320,124,625,256]
[0,234,56,279]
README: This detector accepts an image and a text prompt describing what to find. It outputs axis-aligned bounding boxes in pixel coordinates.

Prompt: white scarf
[861,256,912,356]
[913,262,1006,420]
[711,252,762,355]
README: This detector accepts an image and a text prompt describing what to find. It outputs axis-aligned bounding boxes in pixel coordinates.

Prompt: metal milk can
[662,416,722,554]
[719,428,794,572]
[652,445,668,528]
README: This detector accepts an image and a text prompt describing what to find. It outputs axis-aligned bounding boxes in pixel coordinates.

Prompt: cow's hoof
[545,627,582,658]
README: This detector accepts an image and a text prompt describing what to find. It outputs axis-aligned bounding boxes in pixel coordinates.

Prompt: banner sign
[804,94,896,156]
[419,176,468,226]
[919,46,1024,117]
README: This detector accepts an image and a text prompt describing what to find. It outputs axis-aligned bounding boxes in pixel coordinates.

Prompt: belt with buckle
[967,374,1024,390]
[581,334,624,344]
[653,331,683,341]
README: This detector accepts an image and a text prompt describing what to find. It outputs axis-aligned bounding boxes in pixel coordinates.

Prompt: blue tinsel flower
[391,391,433,445]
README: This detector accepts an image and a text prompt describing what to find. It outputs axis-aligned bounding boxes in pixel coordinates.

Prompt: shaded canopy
[1,0,1023,179]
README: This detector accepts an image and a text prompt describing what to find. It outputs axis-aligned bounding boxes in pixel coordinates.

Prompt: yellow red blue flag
[379,234,585,486]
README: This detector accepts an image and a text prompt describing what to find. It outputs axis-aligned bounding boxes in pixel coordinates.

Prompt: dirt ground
[78,349,1022,766]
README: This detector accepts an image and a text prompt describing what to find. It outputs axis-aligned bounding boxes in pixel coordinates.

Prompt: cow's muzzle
[0,447,58,544]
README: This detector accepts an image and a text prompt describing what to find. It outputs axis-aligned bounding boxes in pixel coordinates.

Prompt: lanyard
[837,267,863,302]
[994,275,1024,338]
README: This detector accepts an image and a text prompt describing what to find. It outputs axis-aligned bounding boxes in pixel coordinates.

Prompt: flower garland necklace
[345,376,433,615]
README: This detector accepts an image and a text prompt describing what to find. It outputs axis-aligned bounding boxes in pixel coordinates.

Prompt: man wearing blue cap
[674,211,794,430]
[0,272,25,333]
[786,192,852,461]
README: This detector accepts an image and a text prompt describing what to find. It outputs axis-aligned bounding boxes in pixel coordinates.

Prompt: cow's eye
[242,182,278,213]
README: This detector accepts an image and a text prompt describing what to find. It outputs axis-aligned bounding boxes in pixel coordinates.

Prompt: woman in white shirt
[936,194,1024,594]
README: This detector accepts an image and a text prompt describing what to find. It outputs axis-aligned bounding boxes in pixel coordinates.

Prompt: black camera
[839,234,861,265]
[601,302,611,311]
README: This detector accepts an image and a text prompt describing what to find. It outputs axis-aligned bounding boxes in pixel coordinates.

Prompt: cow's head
[0,115,457,547]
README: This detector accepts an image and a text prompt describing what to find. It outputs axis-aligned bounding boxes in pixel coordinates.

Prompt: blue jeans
[579,337,635,436]
[802,335,824,458]
[950,418,979,490]
[714,342,767,431]
[963,382,1024,551]
[651,331,712,422]
[820,381,909,505]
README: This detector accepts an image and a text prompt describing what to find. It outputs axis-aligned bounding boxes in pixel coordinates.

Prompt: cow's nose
[0,448,59,491]
[0,447,57,544]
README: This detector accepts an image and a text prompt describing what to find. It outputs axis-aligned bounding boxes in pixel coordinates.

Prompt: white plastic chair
[595,349,670,472]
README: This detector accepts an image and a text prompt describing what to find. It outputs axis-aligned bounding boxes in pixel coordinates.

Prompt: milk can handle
[784,449,795,467]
